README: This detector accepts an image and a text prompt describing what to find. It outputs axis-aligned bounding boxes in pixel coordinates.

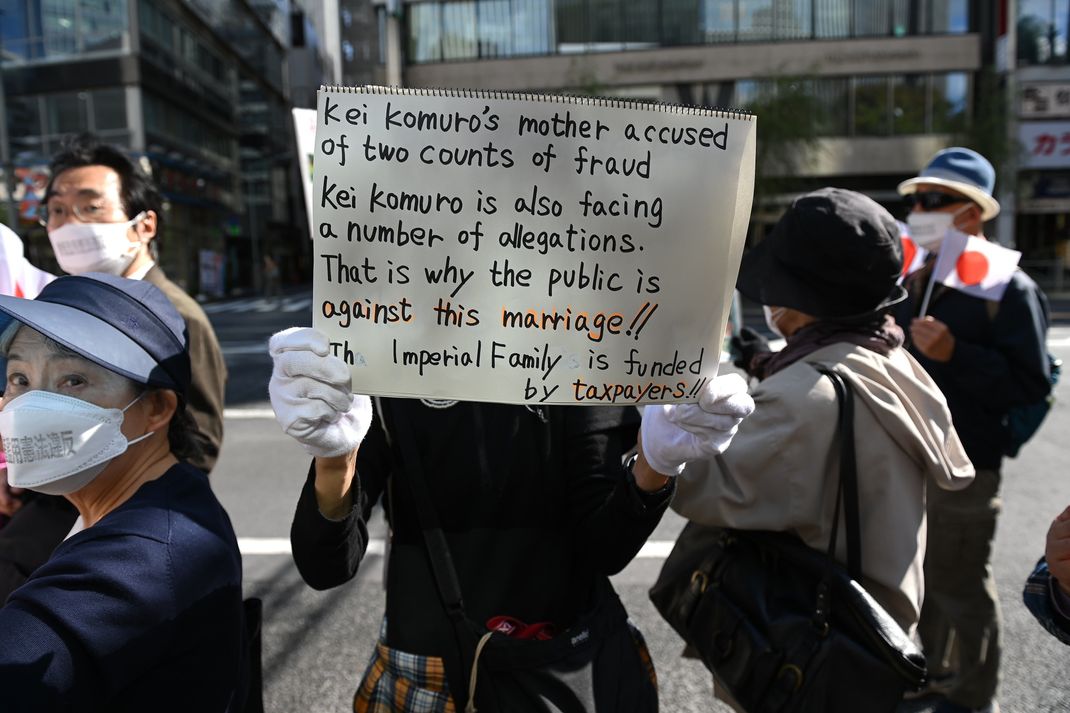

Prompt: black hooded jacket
[289,399,671,658]
[893,264,1051,470]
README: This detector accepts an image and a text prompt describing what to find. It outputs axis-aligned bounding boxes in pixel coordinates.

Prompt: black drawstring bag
[383,401,659,713]
[649,367,926,713]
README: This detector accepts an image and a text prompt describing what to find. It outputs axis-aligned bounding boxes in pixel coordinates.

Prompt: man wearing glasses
[0,134,226,602]
[894,148,1052,713]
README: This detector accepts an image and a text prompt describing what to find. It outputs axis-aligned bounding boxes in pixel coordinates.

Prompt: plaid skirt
[353,640,456,713]
[353,620,657,712]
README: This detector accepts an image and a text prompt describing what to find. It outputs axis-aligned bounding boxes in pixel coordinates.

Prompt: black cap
[736,187,907,321]
[0,273,191,397]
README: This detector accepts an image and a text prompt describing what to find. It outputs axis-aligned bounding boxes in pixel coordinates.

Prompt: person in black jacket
[0,135,227,604]
[894,148,1052,713]
[268,326,754,712]
[0,273,242,711]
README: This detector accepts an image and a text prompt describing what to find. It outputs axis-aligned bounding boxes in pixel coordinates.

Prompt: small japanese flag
[898,222,928,282]
[934,232,1021,302]
[0,224,54,299]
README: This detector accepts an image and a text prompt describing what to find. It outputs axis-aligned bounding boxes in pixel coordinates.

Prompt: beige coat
[673,342,974,632]
[144,266,227,473]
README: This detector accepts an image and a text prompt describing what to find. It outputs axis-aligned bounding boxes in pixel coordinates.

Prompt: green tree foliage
[953,67,1016,179]
[743,77,822,218]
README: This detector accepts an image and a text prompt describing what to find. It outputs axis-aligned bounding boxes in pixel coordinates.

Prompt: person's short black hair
[45,133,162,233]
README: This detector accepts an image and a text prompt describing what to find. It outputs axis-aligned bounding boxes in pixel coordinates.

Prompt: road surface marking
[238,537,673,559]
[225,408,277,419]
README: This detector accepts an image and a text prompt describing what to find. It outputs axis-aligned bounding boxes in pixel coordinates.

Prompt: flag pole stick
[918,269,937,318]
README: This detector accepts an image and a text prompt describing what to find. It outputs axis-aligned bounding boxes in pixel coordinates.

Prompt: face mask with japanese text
[0,391,151,496]
[47,212,146,275]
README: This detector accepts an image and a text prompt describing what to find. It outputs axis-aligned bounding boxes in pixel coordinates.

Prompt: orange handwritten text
[500,305,624,343]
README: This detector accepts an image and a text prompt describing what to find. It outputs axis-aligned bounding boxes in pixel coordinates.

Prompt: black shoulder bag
[649,367,927,713]
[383,402,659,713]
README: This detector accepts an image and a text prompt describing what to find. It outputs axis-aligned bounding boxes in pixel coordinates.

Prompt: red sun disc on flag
[956,250,989,286]
[901,236,917,276]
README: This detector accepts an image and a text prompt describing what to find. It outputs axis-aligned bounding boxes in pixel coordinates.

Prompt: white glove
[268,327,372,458]
[641,373,755,476]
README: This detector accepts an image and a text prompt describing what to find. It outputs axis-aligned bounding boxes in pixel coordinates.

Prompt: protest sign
[313,86,755,405]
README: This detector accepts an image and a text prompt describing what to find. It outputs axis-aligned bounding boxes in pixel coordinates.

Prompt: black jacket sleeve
[564,406,674,576]
[289,413,392,590]
[939,274,1052,411]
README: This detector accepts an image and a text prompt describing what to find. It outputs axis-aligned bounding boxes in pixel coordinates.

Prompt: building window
[660,0,703,46]
[514,0,554,55]
[1019,0,1070,64]
[623,0,660,44]
[738,0,775,41]
[892,74,927,134]
[479,0,514,57]
[891,0,915,36]
[854,0,891,36]
[140,0,175,51]
[731,71,967,138]
[7,95,44,159]
[854,76,890,135]
[927,0,968,34]
[811,77,849,135]
[932,71,968,132]
[401,0,969,64]
[407,3,442,62]
[46,92,89,135]
[814,0,851,38]
[4,0,129,60]
[778,0,812,39]
[92,87,127,131]
[441,1,477,59]
[703,0,736,42]
[587,0,621,46]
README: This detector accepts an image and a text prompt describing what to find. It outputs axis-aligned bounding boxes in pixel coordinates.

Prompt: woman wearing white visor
[0,273,244,712]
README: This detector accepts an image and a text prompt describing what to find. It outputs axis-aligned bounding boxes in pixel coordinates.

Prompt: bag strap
[811,365,862,582]
[378,400,478,707]
[381,401,467,618]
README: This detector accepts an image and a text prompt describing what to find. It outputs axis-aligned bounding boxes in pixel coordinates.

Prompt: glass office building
[1,0,310,294]
[345,0,993,244]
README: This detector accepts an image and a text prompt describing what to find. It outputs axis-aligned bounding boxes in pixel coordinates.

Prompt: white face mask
[906,205,968,251]
[763,305,785,338]
[0,391,153,496]
[47,212,146,275]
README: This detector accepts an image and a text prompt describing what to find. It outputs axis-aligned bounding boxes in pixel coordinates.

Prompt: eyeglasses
[37,198,125,228]
[904,191,968,212]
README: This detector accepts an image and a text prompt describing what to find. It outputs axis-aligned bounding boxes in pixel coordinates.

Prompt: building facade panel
[405,34,982,90]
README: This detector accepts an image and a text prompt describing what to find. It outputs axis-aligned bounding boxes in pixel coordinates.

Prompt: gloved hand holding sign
[640,373,755,476]
[268,327,372,458]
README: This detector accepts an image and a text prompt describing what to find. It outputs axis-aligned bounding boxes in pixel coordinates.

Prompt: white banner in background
[292,107,317,237]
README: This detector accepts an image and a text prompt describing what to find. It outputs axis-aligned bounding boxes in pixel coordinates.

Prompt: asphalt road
[207,290,1070,713]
